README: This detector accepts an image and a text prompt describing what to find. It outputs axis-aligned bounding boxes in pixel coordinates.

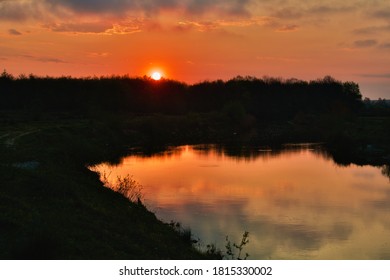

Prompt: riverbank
[1,112,389,259]
[0,115,222,259]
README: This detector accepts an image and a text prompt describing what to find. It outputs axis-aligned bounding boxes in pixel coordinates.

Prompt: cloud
[43,17,155,34]
[275,24,299,32]
[267,4,356,32]
[175,17,267,32]
[308,5,356,15]
[173,17,272,33]
[0,0,255,34]
[353,39,378,48]
[271,4,356,20]
[8,28,22,35]
[37,57,67,63]
[30,0,252,18]
[47,0,183,16]
[271,7,303,19]
[371,9,390,20]
[185,0,252,17]
[87,52,110,58]
[256,56,299,63]
[18,54,67,63]
[248,217,353,256]
[261,18,300,32]
[219,17,272,27]
[175,21,218,32]
[0,0,384,36]
[359,73,390,79]
[0,0,46,21]
[353,25,390,35]
[1,0,254,20]
[379,42,390,49]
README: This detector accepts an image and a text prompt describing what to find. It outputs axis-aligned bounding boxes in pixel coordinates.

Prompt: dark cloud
[367,188,390,211]
[359,73,390,79]
[250,218,353,253]
[18,54,67,63]
[272,8,303,19]
[308,5,355,15]
[379,42,390,49]
[371,9,390,20]
[369,199,390,210]
[37,57,67,63]
[0,0,44,21]
[271,4,355,20]
[45,0,252,17]
[353,25,390,35]
[1,0,253,20]
[8,28,22,35]
[186,0,251,17]
[262,18,300,32]
[0,2,29,21]
[268,4,356,33]
[276,24,299,32]
[47,0,157,15]
[354,39,378,48]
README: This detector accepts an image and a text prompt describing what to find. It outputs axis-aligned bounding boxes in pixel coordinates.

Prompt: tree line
[0,71,364,120]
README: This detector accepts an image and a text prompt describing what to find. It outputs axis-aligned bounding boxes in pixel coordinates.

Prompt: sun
[151,72,162,81]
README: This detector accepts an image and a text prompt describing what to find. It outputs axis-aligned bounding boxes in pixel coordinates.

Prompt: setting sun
[151,72,162,81]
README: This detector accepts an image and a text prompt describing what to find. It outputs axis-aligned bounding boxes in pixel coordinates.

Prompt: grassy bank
[0,116,221,259]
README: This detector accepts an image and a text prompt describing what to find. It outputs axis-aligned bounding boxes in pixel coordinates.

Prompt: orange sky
[1,0,389,98]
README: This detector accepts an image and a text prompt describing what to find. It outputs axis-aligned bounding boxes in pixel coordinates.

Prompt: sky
[0,0,389,98]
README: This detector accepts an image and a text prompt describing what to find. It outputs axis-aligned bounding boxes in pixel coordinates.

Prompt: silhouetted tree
[0,72,365,120]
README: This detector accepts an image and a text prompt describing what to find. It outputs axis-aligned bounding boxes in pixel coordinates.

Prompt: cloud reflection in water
[93,145,390,259]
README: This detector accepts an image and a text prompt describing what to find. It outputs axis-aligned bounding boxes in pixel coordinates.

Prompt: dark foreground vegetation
[1,72,389,259]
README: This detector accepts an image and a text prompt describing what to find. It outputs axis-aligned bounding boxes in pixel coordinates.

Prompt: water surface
[92,145,390,259]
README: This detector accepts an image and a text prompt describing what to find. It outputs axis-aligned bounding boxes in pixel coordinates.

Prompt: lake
[91,144,390,259]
